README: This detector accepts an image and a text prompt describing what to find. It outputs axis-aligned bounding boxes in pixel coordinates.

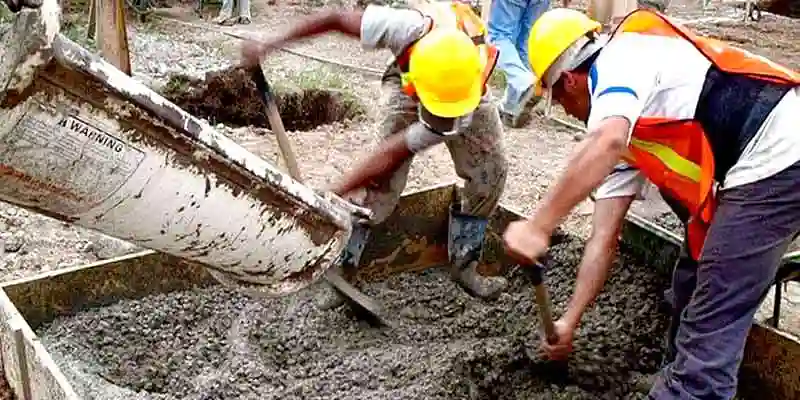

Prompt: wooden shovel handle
[249,65,302,182]
[527,262,558,344]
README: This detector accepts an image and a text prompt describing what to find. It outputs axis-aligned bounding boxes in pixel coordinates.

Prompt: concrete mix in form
[36,236,671,400]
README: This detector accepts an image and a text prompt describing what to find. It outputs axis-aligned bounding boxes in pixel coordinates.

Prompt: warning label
[0,101,145,216]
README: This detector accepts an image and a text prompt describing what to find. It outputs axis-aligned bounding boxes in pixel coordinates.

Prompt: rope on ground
[152,14,385,78]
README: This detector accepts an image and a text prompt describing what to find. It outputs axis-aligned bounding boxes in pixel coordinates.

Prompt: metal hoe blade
[249,65,390,326]
[324,268,393,328]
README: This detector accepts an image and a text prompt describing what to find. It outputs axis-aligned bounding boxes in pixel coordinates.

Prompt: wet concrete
[652,211,683,235]
[161,66,365,132]
[36,236,671,399]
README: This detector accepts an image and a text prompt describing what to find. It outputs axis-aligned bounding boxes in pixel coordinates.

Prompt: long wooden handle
[534,280,557,344]
[528,262,558,344]
[249,66,303,182]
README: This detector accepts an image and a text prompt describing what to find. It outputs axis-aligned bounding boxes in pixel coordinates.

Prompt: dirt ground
[0,0,799,398]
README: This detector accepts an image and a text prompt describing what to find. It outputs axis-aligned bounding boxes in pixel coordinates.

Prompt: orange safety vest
[610,9,800,260]
[395,0,499,98]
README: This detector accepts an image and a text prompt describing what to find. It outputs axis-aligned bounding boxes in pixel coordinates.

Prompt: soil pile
[37,236,670,400]
[161,66,365,132]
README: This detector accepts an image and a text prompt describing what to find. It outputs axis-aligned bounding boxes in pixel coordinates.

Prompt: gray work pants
[652,161,800,399]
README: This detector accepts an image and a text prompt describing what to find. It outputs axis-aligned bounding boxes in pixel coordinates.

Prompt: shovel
[528,261,558,344]
[520,260,566,364]
[248,65,391,327]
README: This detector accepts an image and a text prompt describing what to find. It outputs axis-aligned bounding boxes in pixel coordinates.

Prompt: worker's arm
[541,166,646,360]
[260,11,364,48]
[541,195,634,361]
[563,195,634,327]
[331,114,454,196]
[330,132,411,196]
[242,5,428,66]
[529,117,631,233]
[503,122,632,266]
[504,45,657,266]
[529,50,658,236]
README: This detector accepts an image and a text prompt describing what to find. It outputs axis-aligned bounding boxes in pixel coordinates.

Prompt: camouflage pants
[357,79,508,225]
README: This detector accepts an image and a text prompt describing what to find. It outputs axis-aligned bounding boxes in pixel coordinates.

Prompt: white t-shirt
[359,5,491,153]
[591,32,800,200]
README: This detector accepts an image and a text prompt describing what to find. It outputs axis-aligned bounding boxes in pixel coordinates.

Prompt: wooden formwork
[0,182,797,399]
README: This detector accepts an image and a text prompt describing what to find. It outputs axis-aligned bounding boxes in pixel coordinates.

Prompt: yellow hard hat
[527,8,602,87]
[408,27,483,118]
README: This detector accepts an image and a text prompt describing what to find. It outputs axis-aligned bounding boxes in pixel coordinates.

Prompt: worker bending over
[242,1,510,313]
[503,8,799,399]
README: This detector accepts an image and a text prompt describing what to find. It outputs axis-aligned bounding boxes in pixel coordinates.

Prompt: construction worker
[241,1,510,313]
[502,7,800,399]
[487,0,553,127]
[214,0,251,25]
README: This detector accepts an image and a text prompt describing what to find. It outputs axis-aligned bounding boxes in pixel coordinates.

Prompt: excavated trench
[36,235,675,400]
[161,66,365,132]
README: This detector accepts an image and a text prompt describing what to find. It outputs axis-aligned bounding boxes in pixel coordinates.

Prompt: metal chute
[0,0,370,296]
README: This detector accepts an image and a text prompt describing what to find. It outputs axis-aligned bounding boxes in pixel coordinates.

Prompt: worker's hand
[240,40,274,68]
[541,318,576,361]
[503,219,550,265]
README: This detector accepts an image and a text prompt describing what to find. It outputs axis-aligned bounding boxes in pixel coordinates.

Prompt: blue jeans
[487,0,549,116]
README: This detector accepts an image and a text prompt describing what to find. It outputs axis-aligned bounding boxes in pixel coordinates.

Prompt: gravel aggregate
[37,235,670,400]
[0,1,799,399]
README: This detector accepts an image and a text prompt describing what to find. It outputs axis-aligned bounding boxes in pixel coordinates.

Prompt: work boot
[447,206,507,300]
[213,11,238,25]
[450,261,509,300]
[218,16,239,26]
[499,88,543,128]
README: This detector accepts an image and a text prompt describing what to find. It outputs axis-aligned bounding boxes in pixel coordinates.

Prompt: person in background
[487,0,564,128]
[638,0,670,13]
[214,0,251,25]
[588,0,670,32]
[587,0,636,30]
[503,7,799,399]
[241,1,510,314]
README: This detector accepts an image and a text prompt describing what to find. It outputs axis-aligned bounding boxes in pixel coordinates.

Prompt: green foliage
[488,69,506,89]
[0,4,14,24]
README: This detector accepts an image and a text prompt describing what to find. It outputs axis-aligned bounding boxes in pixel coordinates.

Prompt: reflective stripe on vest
[397,0,498,98]
[611,9,800,260]
[627,138,702,182]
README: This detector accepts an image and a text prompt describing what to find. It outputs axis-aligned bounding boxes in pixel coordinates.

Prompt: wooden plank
[11,323,31,400]
[0,290,80,400]
[95,0,132,75]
